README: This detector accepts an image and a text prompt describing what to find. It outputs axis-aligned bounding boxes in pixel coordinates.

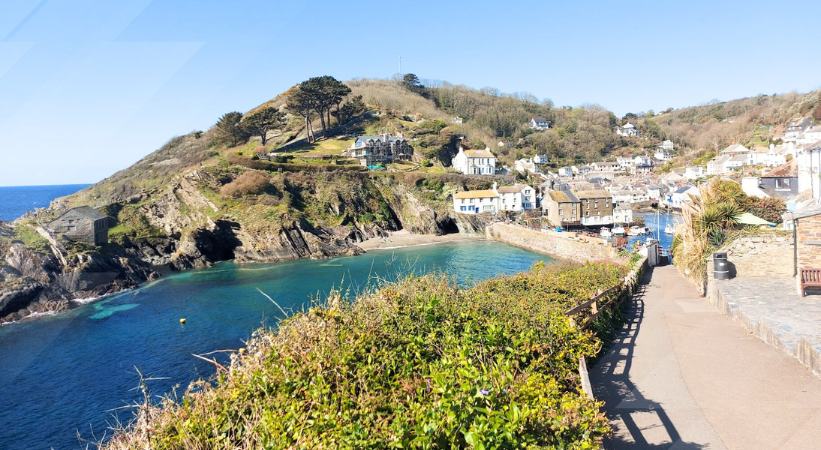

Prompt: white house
[452,189,499,214]
[797,143,821,198]
[799,125,821,145]
[706,154,745,175]
[664,185,700,209]
[659,140,675,151]
[616,122,639,137]
[684,166,707,180]
[750,144,787,167]
[617,156,635,169]
[784,117,812,142]
[741,177,769,199]
[720,143,751,155]
[557,166,574,177]
[514,158,539,174]
[613,204,634,224]
[452,146,496,175]
[533,154,549,165]
[646,186,662,202]
[529,117,551,131]
[498,184,536,211]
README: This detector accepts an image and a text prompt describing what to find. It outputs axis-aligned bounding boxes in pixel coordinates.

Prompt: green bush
[106,263,624,449]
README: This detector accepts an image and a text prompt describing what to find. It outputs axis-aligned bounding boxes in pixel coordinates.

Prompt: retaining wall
[485,223,623,262]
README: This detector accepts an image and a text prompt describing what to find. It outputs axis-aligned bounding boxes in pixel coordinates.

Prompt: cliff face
[0,161,493,323]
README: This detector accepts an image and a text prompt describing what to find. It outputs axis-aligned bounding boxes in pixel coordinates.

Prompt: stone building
[542,190,580,227]
[347,134,413,167]
[47,206,111,246]
[576,190,614,227]
[792,208,821,294]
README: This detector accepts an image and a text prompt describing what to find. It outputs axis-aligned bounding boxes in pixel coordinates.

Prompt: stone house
[791,208,821,294]
[452,146,496,175]
[576,190,614,226]
[47,206,111,246]
[542,190,581,227]
[347,134,413,167]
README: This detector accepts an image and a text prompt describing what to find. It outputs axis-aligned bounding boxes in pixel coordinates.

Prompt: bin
[713,252,731,280]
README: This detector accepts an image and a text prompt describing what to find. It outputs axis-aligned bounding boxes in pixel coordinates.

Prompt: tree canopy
[241,107,285,146]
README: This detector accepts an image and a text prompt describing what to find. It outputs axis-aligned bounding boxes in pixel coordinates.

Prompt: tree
[336,95,366,124]
[286,87,317,143]
[299,76,351,133]
[241,106,285,146]
[402,73,422,92]
[213,111,249,146]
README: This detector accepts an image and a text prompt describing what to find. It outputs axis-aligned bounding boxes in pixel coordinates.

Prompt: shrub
[219,170,273,198]
[105,263,624,449]
[739,196,786,223]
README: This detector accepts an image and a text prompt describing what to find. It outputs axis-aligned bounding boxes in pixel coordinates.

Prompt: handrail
[565,256,646,329]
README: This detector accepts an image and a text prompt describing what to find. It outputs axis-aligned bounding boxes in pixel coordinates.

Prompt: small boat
[628,226,648,236]
[612,225,626,236]
[600,227,612,238]
[664,223,675,235]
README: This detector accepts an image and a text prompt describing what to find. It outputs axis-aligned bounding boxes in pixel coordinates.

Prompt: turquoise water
[0,184,90,221]
[0,240,552,449]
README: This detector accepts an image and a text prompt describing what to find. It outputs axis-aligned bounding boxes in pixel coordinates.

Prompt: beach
[357,230,483,251]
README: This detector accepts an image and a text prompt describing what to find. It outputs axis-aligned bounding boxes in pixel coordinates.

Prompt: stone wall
[719,232,794,278]
[796,213,821,272]
[485,223,623,262]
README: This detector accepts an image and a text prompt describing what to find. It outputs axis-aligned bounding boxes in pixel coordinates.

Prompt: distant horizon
[1,0,819,186]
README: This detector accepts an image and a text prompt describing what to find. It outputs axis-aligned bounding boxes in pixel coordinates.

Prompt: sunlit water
[0,240,552,449]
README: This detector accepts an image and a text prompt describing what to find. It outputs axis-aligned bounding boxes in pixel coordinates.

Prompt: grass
[283,137,354,156]
[12,223,50,252]
[104,262,627,449]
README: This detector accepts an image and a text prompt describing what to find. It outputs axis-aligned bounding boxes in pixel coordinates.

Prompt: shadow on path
[591,267,706,449]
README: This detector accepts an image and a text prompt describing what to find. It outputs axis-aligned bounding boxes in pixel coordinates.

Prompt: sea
[0,239,553,450]
[0,184,91,222]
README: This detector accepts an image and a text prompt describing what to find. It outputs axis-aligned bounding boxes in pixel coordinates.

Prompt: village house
[542,190,581,227]
[684,165,707,180]
[615,122,639,137]
[576,190,614,226]
[529,117,551,131]
[789,207,821,294]
[799,125,821,145]
[452,189,499,214]
[616,156,635,170]
[797,143,821,197]
[590,161,623,173]
[654,148,673,161]
[498,184,536,212]
[707,153,746,175]
[557,166,574,177]
[659,139,675,152]
[664,185,700,209]
[347,134,413,167]
[750,144,787,167]
[452,146,497,175]
[613,204,634,224]
[759,161,798,198]
[47,206,111,246]
[646,186,663,202]
[784,117,812,142]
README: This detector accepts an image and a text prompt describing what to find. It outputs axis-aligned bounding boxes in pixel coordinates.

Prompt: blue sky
[1,0,819,186]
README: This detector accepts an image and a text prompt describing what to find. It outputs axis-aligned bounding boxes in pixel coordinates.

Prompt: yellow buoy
[179,318,187,325]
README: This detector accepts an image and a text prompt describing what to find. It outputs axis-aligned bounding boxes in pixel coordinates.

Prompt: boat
[600,227,612,238]
[664,223,675,234]
[612,225,626,235]
[628,225,649,236]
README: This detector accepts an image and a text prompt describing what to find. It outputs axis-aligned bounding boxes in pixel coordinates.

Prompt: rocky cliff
[0,146,500,323]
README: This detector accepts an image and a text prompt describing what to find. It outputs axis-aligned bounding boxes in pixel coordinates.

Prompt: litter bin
[713,252,731,280]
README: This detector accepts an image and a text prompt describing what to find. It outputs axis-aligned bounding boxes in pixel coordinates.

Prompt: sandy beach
[357,230,483,251]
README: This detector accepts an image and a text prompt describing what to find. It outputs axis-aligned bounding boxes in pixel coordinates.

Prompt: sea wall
[485,223,623,263]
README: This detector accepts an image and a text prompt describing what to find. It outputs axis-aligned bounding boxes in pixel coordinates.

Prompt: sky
[0,0,819,186]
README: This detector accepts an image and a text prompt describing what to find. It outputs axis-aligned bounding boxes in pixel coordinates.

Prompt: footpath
[590,265,821,449]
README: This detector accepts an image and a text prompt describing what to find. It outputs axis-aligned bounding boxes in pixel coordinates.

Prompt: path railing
[567,255,647,398]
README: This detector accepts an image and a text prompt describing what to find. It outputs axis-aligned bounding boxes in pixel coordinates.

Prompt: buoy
[179,318,187,325]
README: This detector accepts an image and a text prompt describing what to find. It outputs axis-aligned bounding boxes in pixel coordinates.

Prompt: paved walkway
[590,265,821,450]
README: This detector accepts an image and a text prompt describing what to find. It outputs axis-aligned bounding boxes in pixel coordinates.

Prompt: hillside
[1,77,818,323]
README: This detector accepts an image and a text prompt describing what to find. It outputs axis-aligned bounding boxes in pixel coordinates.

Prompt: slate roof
[353,135,405,147]
[497,184,528,194]
[463,149,495,158]
[763,160,797,178]
[574,190,611,199]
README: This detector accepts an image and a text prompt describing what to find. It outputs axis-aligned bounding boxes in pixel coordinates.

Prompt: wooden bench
[800,268,821,296]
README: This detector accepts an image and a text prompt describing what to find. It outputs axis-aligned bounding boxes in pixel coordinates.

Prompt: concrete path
[590,265,821,450]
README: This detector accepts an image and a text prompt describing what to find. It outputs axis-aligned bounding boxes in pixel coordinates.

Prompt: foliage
[241,106,286,146]
[219,170,276,198]
[402,73,424,94]
[212,112,249,147]
[104,263,628,449]
[12,224,50,252]
[739,196,786,223]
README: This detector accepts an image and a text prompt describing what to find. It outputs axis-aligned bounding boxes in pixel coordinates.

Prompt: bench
[800,268,821,296]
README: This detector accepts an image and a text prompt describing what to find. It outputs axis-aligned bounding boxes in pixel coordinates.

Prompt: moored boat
[664,223,675,234]
[600,227,612,238]
[612,225,626,235]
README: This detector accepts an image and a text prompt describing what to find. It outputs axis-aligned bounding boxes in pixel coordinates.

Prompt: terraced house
[347,134,413,167]
[542,190,581,227]
[452,189,499,214]
[576,190,614,226]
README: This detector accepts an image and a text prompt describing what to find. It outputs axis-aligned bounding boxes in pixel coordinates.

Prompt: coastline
[357,230,483,251]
